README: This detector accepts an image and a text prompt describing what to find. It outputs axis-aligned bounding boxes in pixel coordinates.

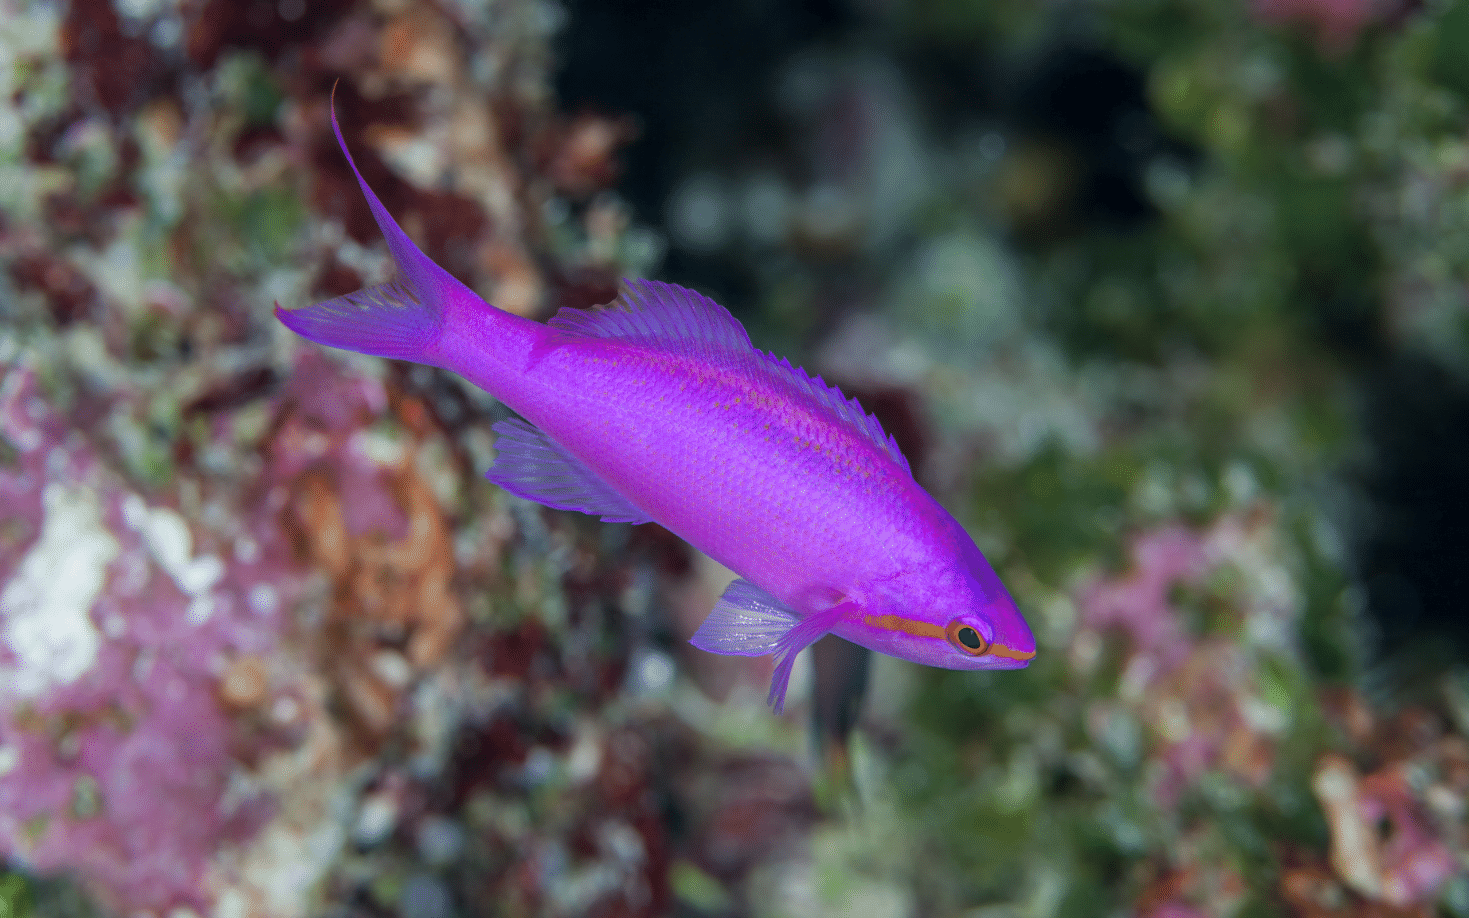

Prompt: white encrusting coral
[0,483,116,698]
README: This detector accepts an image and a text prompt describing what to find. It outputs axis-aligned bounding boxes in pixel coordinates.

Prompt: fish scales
[275,95,1035,713]
[492,337,921,597]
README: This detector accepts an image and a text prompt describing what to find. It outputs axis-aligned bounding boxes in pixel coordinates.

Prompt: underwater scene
[1,0,1468,915]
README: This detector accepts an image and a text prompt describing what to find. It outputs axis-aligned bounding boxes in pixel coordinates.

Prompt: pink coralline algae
[270,351,464,747]
[0,362,318,914]
[1077,524,1208,672]
[1312,752,1459,908]
[1251,0,1393,51]
[0,342,476,914]
[1077,513,1291,807]
[1080,513,1468,915]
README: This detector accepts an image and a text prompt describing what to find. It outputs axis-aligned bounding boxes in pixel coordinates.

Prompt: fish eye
[945,619,989,656]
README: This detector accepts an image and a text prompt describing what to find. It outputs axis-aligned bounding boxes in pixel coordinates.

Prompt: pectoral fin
[691,579,852,713]
[690,579,802,656]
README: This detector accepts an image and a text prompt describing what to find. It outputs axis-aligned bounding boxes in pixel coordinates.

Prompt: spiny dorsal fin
[762,354,912,476]
[551,279,911,476]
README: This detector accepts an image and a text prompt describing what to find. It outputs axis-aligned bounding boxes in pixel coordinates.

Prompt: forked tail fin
[274,84,482,365]
[274,277,441,362]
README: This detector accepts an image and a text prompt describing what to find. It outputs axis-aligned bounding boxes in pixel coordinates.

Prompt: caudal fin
[274,280,438,362]
[275,84,482,364]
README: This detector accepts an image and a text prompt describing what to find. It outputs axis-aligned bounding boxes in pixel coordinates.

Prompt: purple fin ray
[549,279,756,364]
[552,279,911,476]
[327,90,471,307]
[275,281,435,361]
[487,418,651,524]
[690,579,802,657]
[275,89,485,362]
[690,580,850,714]
[762,356,911,476]
[766,601,851,714]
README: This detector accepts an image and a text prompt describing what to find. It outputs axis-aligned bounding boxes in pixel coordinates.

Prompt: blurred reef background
[1,0,1468,915]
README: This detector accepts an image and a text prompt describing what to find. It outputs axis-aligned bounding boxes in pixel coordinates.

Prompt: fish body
[276,103,1035,712]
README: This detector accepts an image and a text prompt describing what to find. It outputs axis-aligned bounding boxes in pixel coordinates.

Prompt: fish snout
[979,592,1036,668]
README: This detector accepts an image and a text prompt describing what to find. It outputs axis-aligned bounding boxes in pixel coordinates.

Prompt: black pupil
[957,627,982,650]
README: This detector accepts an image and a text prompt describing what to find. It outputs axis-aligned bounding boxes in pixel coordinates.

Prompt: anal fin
[487,418,651,524]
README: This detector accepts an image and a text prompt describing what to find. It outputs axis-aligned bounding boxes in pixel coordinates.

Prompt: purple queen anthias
[276,99,1035,713]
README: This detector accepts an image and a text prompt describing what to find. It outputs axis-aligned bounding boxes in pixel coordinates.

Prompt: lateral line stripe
[861,614,946,639]
[862,613,1037,661]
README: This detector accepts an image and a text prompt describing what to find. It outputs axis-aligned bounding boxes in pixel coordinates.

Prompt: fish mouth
[983,657,1032,670]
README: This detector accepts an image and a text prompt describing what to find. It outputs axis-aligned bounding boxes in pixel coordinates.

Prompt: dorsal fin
[548,279,756,365]
[762,355,912,476]
[552,279,911,476]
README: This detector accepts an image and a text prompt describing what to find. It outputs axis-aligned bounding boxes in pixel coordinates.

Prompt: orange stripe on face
[864,614,1035,661]
[862,614,946,640]
[988,644,1036,661]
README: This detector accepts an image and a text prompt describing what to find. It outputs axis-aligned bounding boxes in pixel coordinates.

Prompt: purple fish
[276,103,1035,713]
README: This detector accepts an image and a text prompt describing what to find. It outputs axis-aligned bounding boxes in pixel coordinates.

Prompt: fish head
[855,574,1035,671]
[944,533,1036,669]
[856,530,1036,671]
[932,586,1035,671]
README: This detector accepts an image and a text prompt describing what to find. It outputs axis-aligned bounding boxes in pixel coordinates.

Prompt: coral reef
[1,0,1467,915]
